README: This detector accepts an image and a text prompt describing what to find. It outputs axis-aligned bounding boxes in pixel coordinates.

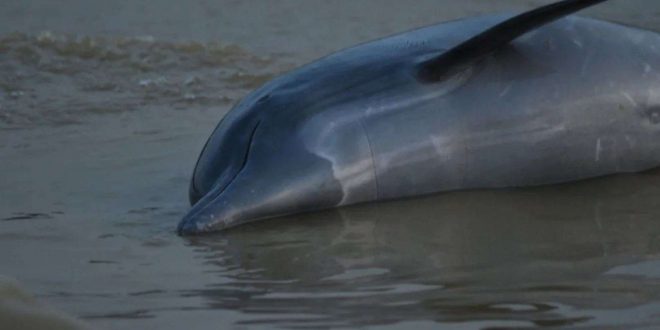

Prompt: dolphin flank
[178,0,660,235]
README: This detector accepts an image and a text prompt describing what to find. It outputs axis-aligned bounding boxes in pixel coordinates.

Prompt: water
[1,0,660,329]
[0,276,89,330]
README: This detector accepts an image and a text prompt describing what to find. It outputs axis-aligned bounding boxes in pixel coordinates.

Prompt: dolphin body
[179,0,660,235]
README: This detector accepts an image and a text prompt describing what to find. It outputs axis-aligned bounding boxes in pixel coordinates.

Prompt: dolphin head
[178,91,377,235]
[178,51,412,235]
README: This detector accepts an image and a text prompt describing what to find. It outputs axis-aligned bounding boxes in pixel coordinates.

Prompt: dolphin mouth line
[178,120,262,235]
[189,116,230,203]
[215,120,262,198]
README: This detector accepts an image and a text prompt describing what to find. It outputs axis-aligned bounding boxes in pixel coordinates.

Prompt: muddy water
[1,1,660,329]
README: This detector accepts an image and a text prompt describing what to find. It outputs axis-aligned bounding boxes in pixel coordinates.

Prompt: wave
[0,32,291,128]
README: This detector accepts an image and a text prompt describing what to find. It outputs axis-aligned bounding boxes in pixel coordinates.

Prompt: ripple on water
[175,176,660,328]
[0,31,292,129]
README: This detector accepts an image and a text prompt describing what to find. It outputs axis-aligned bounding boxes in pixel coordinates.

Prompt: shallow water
[2,0,660,329]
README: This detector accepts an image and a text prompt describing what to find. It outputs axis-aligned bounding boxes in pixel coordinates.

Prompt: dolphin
[178,0,660,235]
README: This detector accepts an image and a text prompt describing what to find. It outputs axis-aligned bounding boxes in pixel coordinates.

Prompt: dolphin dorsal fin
[417,0,608,82]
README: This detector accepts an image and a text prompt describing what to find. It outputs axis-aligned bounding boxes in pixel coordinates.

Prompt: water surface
[1,1,660,329]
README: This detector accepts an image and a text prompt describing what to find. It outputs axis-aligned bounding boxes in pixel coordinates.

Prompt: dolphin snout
[177,218,197,235]
[177,184,230,235]
[178,207,233,235]
[178,214,209,235]
[178,210,213,236]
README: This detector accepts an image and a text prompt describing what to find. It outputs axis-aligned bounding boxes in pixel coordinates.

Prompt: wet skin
[179,15,660,235]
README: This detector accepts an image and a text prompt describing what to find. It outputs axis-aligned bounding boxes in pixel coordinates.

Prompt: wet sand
[1,0,660,329]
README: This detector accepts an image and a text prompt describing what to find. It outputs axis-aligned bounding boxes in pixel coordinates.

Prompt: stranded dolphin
[178,0,660,235]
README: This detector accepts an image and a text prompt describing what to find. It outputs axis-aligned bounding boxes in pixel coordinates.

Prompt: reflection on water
[185,171,660,328]
[2,0,660,329]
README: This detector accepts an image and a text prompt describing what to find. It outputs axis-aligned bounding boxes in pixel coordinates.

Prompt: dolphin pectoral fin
[417,0,608,82]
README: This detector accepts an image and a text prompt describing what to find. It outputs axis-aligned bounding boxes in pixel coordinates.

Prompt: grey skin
[178,15,660,235]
